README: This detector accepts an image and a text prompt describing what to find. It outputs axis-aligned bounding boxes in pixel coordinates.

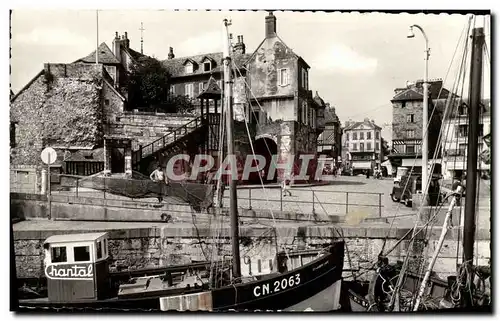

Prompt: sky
[10,10,491,142]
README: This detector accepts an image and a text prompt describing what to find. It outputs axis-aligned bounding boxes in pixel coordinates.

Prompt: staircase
[131,116,206,173]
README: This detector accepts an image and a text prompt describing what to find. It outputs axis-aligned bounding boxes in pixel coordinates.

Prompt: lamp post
[407,24,430,202]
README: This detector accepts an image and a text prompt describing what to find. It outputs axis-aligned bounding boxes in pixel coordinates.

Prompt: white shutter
[278,69,282,86]
[286,69,290,85]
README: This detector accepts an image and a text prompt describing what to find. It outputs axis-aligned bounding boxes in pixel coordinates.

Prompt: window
[406,130,415,139]
[185,63,193,74]
[104,99,110,106]
[375,131,380,140]
[459,143,467,155]
[199,82,205,93]
[478,124,484,137]
[407,114,415,123]
[278,68,289,86]
[170,85,175,94]
[312,109,316,129]
[10,122,16,148]
[96,241,103,259]
[185,83,194,99]
[458,125,468,138]
[367,142,372,150]
[346,133,349,141]
[360,143,364,152]
[376,142,380,151]
[301,102,307,124]
[352,143,357,151]
[74,246,90,262]
[458,104,467,116]
[367,131,371,139]
[302,68,308,90]
[203,61,211,72]
[360,132,364,140]
[51,246,67,263]
[401,101,406,108]
[352,132,357,140]
[406,145,415,154]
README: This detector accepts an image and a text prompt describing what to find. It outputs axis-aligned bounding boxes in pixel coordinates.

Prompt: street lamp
[408,24,430,201]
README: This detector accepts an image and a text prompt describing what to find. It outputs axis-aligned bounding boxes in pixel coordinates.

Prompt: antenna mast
[139,22,145,54]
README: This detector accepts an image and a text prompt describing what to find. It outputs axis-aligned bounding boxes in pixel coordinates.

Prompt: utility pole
[407,25,430,204]
[139,22,145,54]
[96,10,99,65]
[463,26,484,307]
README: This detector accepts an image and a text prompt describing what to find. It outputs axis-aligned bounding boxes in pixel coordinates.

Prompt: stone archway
[253,137,278,184]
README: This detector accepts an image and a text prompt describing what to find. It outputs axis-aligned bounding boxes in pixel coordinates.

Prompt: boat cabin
[43,232,110,302]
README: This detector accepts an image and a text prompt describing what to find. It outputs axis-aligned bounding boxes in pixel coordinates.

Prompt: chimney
[168,47,175,60]
[265,12,277,38]
[233,35,246,55]
[112,31,122,63]
[124,32,130,48]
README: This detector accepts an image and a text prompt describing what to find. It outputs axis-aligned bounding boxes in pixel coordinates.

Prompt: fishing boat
[15,17,345,312]
[344,20,491,312]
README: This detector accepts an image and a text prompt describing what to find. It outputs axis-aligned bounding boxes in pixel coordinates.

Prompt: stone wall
[392,100,424,140]
[10,68,105,167]
[13,225,491,281]
[248,37,298,98]
[107,112,197,150]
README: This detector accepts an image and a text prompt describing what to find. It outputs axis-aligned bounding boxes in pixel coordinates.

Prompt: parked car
[391,173,444,207]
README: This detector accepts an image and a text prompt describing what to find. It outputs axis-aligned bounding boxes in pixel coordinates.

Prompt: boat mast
[463,26,484,306]
[222,18,241,280]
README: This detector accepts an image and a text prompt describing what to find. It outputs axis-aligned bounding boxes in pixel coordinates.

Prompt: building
[246,12,325,182]
[388,79,453,172]
[159,12,325,182]
[342,118,383,175]
[316,102,342,166]
[10,12,325,189]
[441,99,491,179]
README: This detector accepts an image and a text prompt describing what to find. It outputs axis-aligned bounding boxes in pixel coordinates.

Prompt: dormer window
[204,62,211,72]
[185,63,193,74]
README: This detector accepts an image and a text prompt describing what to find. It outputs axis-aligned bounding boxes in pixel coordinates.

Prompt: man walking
[150,165,167,203]
[282,173,292,197]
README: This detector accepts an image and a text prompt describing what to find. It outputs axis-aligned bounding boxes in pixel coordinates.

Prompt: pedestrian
[282,173,292,197]
[150,165,167,203]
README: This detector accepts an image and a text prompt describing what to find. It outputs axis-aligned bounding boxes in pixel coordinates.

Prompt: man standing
[150,165,167,203]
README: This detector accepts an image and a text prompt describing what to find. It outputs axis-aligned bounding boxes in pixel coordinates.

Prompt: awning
[352,161,372,169]
[402,158,422,167]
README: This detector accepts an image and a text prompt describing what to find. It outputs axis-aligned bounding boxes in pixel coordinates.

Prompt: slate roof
[344,119,382,131]
[324,107,339,124]
[198,76,222,99]
[64,148,105,162]
[392,81,455,102]
[162,52,251,78]
[126,47,147,61]
[75,42,121,64]
[313,91,326,107]
[318,128,336,145]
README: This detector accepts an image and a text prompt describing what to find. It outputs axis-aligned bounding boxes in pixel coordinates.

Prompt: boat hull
[17,242,345,312]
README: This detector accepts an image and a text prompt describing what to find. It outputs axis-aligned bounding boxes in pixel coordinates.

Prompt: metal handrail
[132,116,203,165]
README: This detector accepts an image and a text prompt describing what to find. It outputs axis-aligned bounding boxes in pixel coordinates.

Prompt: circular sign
[41,147,57,165]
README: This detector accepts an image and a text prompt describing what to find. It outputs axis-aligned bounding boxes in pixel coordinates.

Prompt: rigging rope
[389,15,474,309]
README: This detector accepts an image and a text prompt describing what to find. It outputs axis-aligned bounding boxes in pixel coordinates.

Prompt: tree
[127,57,196,114]
[127,57,170,110]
